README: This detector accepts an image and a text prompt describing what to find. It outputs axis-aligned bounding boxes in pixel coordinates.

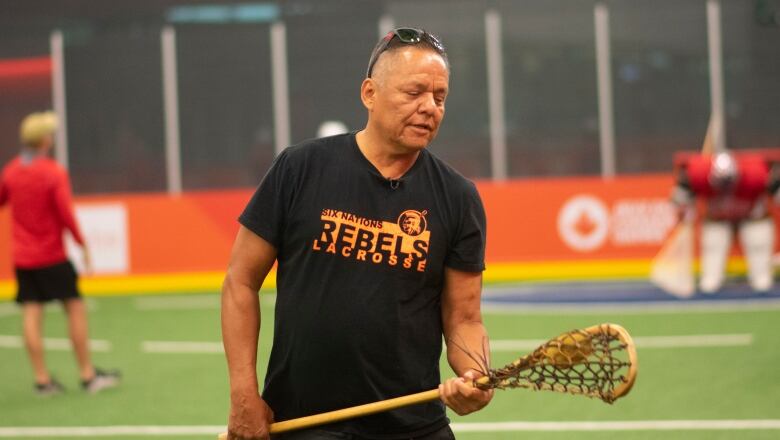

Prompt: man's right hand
[227,392,274,440]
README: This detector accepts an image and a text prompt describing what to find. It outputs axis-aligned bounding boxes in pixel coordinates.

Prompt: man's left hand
[439,370,494,416]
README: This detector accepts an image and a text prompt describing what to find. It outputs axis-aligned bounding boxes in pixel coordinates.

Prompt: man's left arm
[439,266,493,415]
[53,170,85,245]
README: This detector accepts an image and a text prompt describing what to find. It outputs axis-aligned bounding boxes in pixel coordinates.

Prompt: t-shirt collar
[349,132,426,184]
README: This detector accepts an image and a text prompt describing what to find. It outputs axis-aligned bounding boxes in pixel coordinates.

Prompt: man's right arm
[222,225,278,440]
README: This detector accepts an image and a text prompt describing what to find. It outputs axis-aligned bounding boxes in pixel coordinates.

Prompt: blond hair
[19,111,58,147]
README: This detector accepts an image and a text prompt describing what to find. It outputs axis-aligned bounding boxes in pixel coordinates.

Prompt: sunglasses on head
[366,27,445,78]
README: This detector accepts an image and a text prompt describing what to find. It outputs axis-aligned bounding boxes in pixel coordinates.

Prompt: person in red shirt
[672,151,776,293]
[0,111,119,395]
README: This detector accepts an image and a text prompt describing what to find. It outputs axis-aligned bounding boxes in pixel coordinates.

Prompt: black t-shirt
[239,133,486,438]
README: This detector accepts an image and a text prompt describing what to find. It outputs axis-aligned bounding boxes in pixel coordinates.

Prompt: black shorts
[15,261,80,304]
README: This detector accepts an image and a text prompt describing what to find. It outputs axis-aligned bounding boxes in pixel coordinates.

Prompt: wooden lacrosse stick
[218,323,637,439]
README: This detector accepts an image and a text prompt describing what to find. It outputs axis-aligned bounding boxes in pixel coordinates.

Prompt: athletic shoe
[81,368,121,394]
[35,378,65,396]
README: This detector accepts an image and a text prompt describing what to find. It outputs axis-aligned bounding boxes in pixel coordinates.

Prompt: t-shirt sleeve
[445,182,486,272]
[238,151,293,248]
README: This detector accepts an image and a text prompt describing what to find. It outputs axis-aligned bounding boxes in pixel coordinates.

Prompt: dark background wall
[1,0,778,193]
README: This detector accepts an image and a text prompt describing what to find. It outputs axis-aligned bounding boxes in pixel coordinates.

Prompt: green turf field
[1,291,779,439]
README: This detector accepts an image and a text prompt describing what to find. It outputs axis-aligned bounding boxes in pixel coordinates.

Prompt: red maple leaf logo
[573,211,598,237]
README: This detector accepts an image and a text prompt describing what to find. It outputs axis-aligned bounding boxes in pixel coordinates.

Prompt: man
[223,28,492,439]
[0,111,120,395]
[672,150,777,293]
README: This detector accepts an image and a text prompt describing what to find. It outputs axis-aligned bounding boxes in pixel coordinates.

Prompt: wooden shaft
[272,388,440,433]
[217,388,441,440]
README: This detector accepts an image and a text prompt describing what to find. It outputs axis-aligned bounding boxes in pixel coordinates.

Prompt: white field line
[0,426,225,437]
[128,291,780,315]
[451,420,780,431]
[490,333,751,352]
[633,333,752,348]
[0,335,111,352]
[142,341,223,354]
[2,420,780,437]
[134,294,275,310]
[140,333,751,355]
[482,298,780,315]
[482,282,648,296]
[0,299,98,317]
[134,295,220,310]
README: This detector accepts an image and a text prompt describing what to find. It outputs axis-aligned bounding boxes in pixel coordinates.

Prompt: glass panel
[721,0,780,150]
[499,0,600,177]
[4,0,778,187]
[285,3,381,144]
[176,24,275,189]
[65,26,167,194]
[610,0,710,173]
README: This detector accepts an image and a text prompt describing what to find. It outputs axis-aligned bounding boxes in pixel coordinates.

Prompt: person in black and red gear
[672,150,778,293]
[0,111,120,395]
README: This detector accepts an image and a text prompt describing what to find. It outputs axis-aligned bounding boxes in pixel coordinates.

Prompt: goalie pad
[738,218,775,292]
[699,220,732,293]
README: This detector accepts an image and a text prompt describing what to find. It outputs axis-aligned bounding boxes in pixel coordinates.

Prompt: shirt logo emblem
[398,210,428,237]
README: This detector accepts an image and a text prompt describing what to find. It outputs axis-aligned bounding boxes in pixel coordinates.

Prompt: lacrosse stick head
[475,323,637,404]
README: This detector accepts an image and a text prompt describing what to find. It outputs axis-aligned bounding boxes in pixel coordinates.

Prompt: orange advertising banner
[1,174,776,292]
[481,174,679,262]
[0,189,252,280]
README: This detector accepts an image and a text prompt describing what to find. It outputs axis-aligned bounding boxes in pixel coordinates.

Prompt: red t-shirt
[0,154,84,269]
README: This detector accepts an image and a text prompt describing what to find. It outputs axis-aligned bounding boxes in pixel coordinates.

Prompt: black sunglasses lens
[395,28,422,43]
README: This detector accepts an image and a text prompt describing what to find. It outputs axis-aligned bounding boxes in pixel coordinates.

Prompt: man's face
[367,47,449,153]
